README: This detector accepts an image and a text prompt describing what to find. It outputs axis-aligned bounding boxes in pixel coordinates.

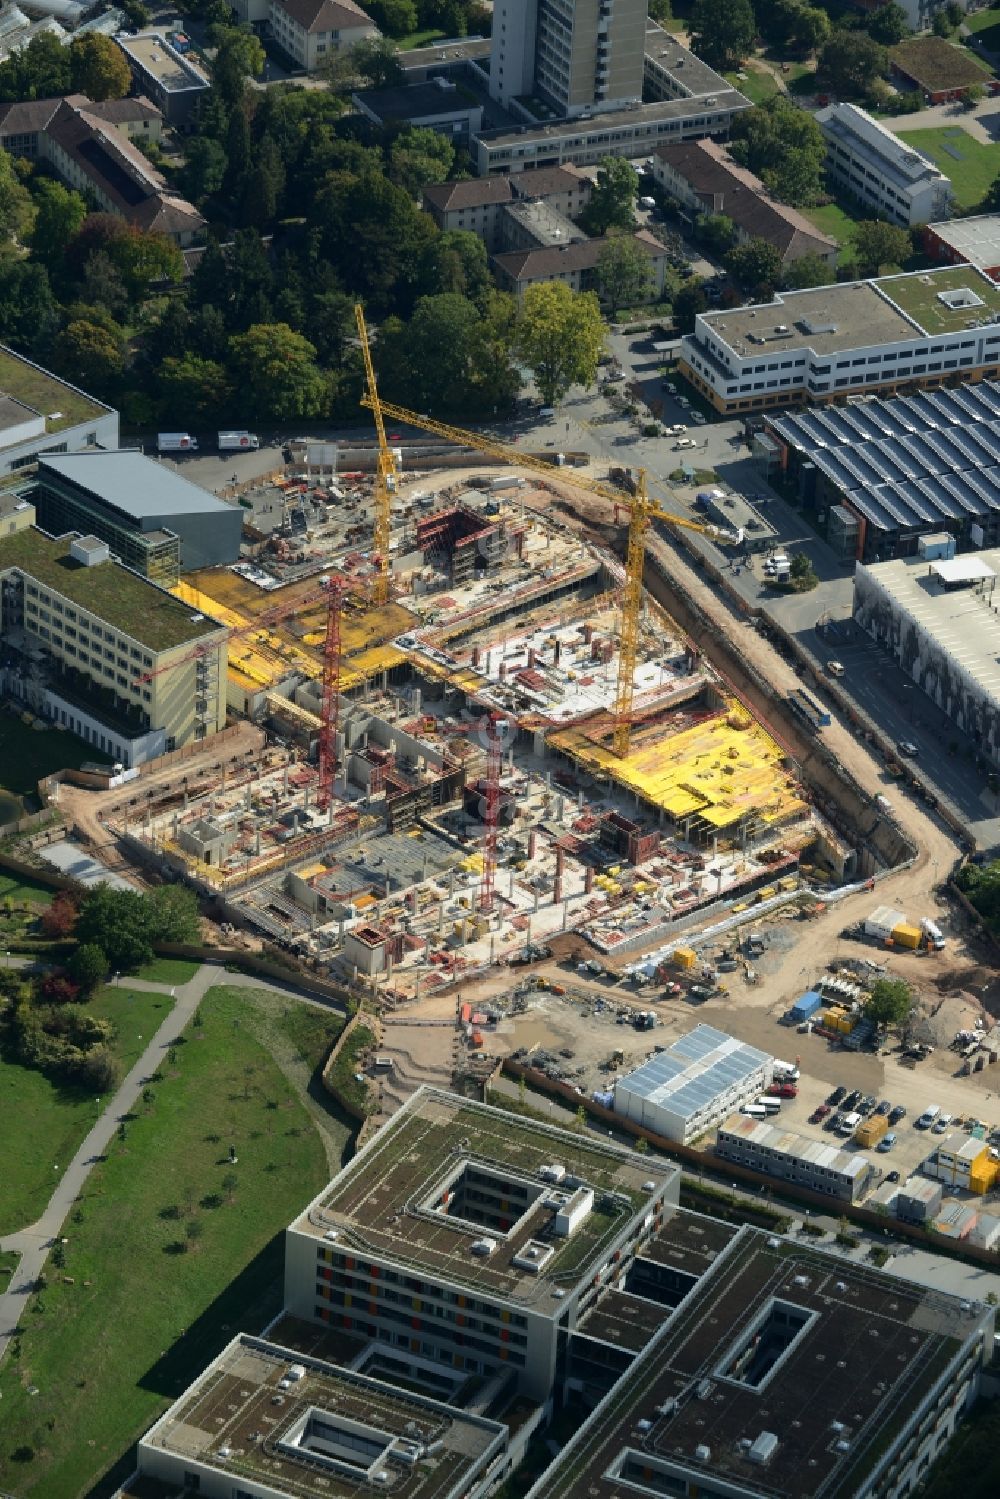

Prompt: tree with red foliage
[40,974,81,1004]
[40,891,77,939]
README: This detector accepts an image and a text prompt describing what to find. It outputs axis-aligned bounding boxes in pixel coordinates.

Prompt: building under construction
[115,459,848,991]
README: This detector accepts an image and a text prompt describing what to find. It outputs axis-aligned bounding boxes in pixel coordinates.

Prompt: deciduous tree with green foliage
[229,322,329,420]
[514,282,604,407]
[376,291,518,414]
[782,251,835,289]
[54,317,125,389]
[729,96,826,206]
[672,278,708,334]
[69,33,131,100]
[0,261,60,357]
[388,125,455,197]
[0,145,31,242]
[68,943,108,995]
[864,977,913,1029]
[689,0,755,70]
[596,233,654,317]
[159,352,232,424]
[0,32,70,101]
[724,236,783,293]
[30,179,87,272]
[865,1,908,45]
[211,26,265,106]
[853,219,911,276]
[366,0,419,34]
[818,29,887,99]
[698,213,736,254]
[581,155,639,235]
[73,884,201,973]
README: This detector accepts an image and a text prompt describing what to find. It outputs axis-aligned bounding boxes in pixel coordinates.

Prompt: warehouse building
[681,265,1000,416]
[33,450,244,582]
[0,526,227,765]
[0,343,118,477]
[765,380,1000,561]
[853,549,1000,768]
[613,1024,773,1144]
[284,1087,680,1402]
[716,1114,875,1202]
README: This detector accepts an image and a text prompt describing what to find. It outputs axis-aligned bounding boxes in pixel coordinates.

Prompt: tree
[159,352,231,424]
[782,252,835,289]
[963,82,986,109]
[0,145,31,242]
[672,278,708,334]
[596,233,654,317]
[376,292,518,414]
[864,977,912,1029]
[945,0,963,26]
[40,975,81,1004]
[865,1,908,45]
[725,237,783,294]
[54,318,125,390]
[514,281,605,407]
[0,33,71,102]
[73,885,198,972]
[389,125,454,198]
[145,885,201,943]
[229,322,329,420]
[30,180,87,272]
[182,136,228,201]
[698,213,736,254]
[81,252,130,321]
[367,0,419,34]
[853,219,911,276]
[0,261,60,359]
[729,97,826,206]
[211,26,265,106]
[68,942,108,994]
[689,0,756,70]
[819,30,887,99]
[185,1218,205,1249]
[581,155,639,235]
[69,34,131,100]
[417,230,492,306]
[314,168,437,313]
[40,891,78,939]
[932,7,952,34]
[789,551,818,589]
[982,169,1000,214]
[790,4,830,55]
[648,0,672,19]
[329,36,404,89]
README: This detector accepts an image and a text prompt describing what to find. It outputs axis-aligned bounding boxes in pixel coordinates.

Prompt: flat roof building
[35,450,243,582]
[681,265,1000,416]
[136,1334,510,1499]
[853,546,1000,767]
[285,1086,679,1401]
[926,213,1000,281]
[817,102,952,226]
[115,31,209,125]
[614,1024,773,1144]
[0,525,227,765]
[529,1226,994,1499]
[0,342,118,476]
[352,80,483,141]
[716,1114,876,1203]
[766,380,1000,560]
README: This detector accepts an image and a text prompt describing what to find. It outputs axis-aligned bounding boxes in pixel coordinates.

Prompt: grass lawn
[395,27,447,48]
[0,985,330,1499]
[802,201,861,265]
[726,66,779,103]
[896,126,1000,209]
[964,5,1000,50]
[0,712,91,807]
[273,999,345,1074]
[0,983,175,1237]
[0,1250,17,1286]
[133,957,200,986]
[0,871,54,908]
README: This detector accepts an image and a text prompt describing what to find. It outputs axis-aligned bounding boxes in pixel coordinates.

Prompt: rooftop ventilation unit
[471,1237,497,1257]
[695,1444,712,1461]
[749,1432,779,1465]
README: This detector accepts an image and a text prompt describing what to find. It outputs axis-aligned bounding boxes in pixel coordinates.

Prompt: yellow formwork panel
[171,580,247,631]
[550,706,807,833]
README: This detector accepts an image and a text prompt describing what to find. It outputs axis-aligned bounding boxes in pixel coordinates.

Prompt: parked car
[667,423,687,434]
[876,1132,896,1153]
[767,1082,798,1099]
[875,1100,892,1116]
[896,740,918,757]
[673,438,697,450]
[691,412,707,425]
[889,1104,906,1123]
[828,1085,847,1106]
[886,1170,900,1183]
[844,1089,862,1108]
[826,660,845,678]
[861,1094,878,1114]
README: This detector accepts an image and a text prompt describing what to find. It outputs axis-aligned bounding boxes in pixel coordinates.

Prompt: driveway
[879,95,1000,144]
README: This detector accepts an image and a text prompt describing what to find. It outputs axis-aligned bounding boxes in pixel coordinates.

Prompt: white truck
[157,432,198,453]
[920,917,946,951]
[219,431,260,452]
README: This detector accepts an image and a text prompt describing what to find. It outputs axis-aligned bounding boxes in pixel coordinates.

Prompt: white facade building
[613,1023,773,1144]
[816,103,952,226]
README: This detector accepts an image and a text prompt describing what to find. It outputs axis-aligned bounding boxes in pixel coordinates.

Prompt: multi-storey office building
[680,265,1000,416]
[0,526,227,765]
[817,103,952,226]
[490,0,646,115]
[284,1087,680,1402]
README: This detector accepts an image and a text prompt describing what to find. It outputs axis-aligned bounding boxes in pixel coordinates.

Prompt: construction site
[103,317,853,999]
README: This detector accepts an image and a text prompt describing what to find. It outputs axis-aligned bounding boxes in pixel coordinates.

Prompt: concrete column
[509,870,515,895]
[585,866,594,894]
[562,899,569,931]
[533,891,539,913]
[284,764,289,793]
[438,903,444,933]
[578,788,584,807]
[449,869,456,896]
[553,876,562,903]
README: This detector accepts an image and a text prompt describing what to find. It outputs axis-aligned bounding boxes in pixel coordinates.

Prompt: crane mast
[355,304,397,607]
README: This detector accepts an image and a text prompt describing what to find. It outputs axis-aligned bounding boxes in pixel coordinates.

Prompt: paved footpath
[0,962,340,1363]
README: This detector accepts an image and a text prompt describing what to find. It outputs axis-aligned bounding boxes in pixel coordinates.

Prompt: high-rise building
[490,0,646,116]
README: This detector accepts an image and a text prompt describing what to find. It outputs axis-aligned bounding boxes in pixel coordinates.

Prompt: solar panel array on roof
[770,381,1000,535]
[614,1024,771,1133]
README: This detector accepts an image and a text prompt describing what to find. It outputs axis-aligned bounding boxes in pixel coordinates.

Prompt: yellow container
[891,922,921,951]
[855,1115,887,1148]
[970,1158,998,1194]
[756,885,777,902]
[673,946,697,970]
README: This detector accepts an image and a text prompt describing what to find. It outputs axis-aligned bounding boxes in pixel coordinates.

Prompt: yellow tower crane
[353,305,737,758]
[355,303,398,607]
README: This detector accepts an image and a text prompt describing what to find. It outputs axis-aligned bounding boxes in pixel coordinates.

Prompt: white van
[917,1104,941,1129]
[932,1111,952,1134]
[760,1098,782,1115]
[837,1111,862,1135]
[741,1103,768,1119]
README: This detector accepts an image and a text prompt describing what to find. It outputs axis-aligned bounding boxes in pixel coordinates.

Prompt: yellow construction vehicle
[353,303,737,757]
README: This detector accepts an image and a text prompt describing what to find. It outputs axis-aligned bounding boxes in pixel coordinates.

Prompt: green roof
[0,345,109,436]
[876,265,1000,336]
[0,528,224,653]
